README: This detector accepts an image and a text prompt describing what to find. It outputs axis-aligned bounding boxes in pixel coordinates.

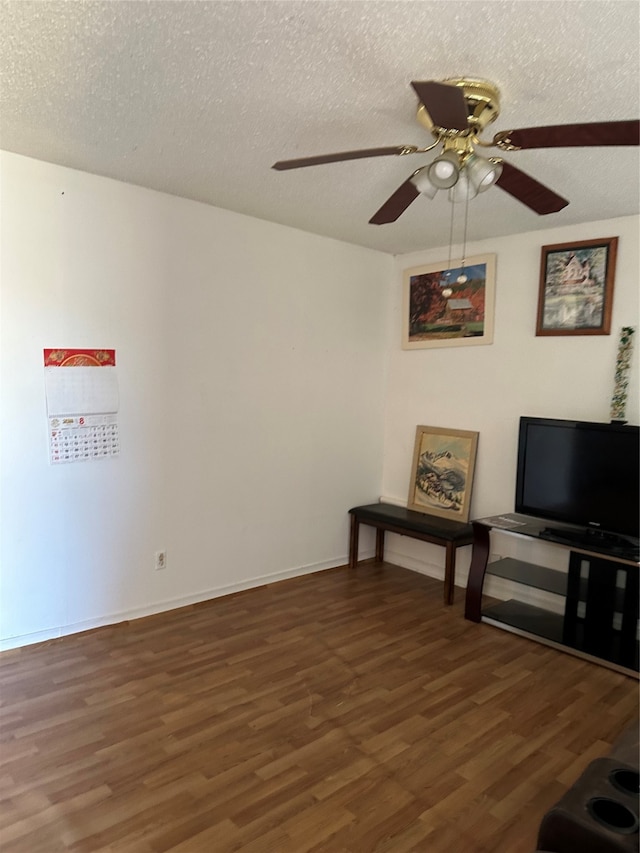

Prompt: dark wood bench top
[349,503,473,541]
[348,503,474,605]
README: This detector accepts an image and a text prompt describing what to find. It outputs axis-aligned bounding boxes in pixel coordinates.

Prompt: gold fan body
[415,78,502,162]
[416,77,501,136]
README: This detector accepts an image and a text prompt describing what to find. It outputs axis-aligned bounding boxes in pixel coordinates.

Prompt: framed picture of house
[407,425,479,522]
[402,254,496,349]
[536,237,618,336]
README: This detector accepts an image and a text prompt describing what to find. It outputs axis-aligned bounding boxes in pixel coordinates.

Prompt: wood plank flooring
[1,563,637,852]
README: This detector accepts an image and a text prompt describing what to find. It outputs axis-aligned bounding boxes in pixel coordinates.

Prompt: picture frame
[408,425,479,522]
[402,253,496,349]
[536,236,618,336]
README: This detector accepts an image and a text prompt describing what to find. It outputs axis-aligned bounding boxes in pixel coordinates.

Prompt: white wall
[381,215,640,587]
[2,151,637,647]
[0,151,393,648]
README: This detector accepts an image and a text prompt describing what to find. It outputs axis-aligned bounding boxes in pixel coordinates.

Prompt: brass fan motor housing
[416,77,502,138]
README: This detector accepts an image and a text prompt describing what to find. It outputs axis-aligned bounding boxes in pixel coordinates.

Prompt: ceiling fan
[272,78,640,224]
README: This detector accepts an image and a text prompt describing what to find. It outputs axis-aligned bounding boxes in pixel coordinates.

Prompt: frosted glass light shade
[448,172,478,203]
[466,155,503,193]
[411,167,439,198]
[426,151,460,189]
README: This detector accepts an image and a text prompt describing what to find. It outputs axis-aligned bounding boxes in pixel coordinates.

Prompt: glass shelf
[482,599,639,671]
[483,599,564,643]
[486,557,568,597]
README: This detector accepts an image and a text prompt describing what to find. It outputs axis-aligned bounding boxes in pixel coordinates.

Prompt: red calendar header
[44,349,116,367]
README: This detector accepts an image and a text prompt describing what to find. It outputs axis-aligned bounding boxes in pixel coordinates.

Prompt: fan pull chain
[457,183,471,284]
[443,197,455,290]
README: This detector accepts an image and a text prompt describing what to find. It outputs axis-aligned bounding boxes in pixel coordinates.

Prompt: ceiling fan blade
[496,161,569,215]
[272,146,414,170]
[498,120,640,150]
[369,177,420,225]
[411,81,468,131]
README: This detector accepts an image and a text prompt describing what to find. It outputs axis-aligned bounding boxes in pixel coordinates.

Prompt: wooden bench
[348,503,474,604]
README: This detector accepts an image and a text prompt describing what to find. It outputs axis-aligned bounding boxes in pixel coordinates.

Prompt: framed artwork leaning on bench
[407,424,479,523]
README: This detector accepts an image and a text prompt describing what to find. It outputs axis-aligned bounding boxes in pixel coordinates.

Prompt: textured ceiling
[1,0,639,254]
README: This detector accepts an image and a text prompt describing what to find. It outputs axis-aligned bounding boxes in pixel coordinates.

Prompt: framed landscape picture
[536,236,618,336]
[408,425,479,522]
[402,253,496,349]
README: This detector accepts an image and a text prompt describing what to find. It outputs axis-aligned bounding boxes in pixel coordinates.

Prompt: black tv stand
[465,513,639,677]
[538,526,639,561]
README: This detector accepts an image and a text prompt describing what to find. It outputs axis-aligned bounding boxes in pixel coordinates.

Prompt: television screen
[515,417,639,540]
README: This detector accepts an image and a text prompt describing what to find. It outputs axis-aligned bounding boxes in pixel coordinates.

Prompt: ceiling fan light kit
[410,152,503,203]
[271,77,640,225]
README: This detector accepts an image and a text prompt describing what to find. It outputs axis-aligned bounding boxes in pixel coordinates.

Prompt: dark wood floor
[1,563,637,852]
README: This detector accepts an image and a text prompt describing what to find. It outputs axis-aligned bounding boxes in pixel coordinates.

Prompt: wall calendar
[44,349,120,464]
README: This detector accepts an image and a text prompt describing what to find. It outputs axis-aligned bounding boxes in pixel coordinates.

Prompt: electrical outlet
[155,550,167,571]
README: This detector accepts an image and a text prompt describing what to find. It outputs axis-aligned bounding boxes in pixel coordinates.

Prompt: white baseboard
[378,495,407,507]
[0,555,348,652]
[383,546,565,614]
[2,544,567,653]
[383,548,446,581]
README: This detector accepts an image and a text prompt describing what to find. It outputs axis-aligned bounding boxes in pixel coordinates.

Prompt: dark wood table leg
[349,515,359,568]
[464,522,490,622]
[375,528,385,562]
[444,541,455,605]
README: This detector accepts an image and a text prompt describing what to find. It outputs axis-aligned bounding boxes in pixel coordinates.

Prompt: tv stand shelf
[485,599,566,645]
[486,557,568,597]
[464,514,639,677]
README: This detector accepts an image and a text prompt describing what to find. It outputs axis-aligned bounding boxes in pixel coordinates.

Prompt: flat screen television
[515,417,639,553]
